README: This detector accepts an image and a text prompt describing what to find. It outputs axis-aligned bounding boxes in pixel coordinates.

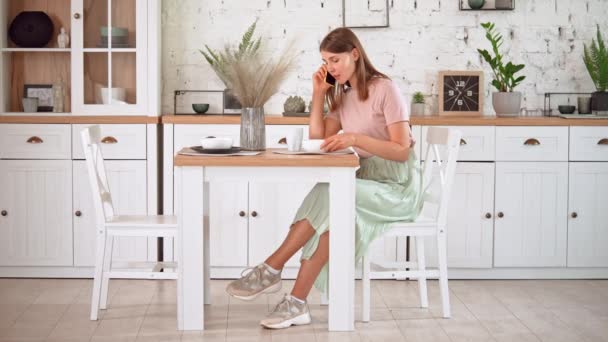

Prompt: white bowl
[301,139,325,152]
[200,137,233,149]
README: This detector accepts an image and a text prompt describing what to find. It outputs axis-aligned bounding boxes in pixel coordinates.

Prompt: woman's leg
[264,219,316,270]
[291,231,329,300]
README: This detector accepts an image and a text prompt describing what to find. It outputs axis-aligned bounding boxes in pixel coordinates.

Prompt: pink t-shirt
[326,77,413,158]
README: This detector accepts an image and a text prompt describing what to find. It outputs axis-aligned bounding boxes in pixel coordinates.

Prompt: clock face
[443,75,480,112]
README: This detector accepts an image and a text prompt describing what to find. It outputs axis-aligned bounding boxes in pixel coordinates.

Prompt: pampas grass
[200,20,298,109]
[223,40,298,108]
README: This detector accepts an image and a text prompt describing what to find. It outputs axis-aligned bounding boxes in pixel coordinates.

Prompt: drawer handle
[278,137,287,144]
[485,213,492,219]
[571,212,578,218]
[497,212,504,218]
[523,138,540,146]
[75,210,82,217]
[598,138,608,145]
[239,211,246,217]
[26,136,43,144]
[101,136,118,144]
[1,210,6,217]
[251,211,258,217]
[460,139,467,146]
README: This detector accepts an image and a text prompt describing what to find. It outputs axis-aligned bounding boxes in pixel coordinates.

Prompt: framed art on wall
[343,0,389,28]
[438,70,484,116]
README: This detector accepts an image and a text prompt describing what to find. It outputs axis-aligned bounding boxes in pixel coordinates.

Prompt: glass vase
[240,107,266,150]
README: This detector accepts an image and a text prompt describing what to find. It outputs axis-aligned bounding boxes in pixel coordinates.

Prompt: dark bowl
[558,105,575,114]
[192,103,209,114]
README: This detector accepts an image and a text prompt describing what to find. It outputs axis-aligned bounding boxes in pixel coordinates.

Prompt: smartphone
[325,72,336,87]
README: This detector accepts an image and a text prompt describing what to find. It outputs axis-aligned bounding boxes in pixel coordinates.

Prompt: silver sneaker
[260,294,311,329]
[226,263,282,301]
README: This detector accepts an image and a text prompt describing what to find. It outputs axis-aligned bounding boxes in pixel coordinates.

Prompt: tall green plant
[583,25,608,92]
[199,20,262,86]
[477,22,525,92]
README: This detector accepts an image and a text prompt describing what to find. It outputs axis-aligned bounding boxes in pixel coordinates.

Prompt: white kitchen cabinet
[206,180,315,269]
[0,160,73,266]
[73,160,148,266]
[399,162,495,269]
[494,162,568,267]
[248,181,316,268]
[567,162,608,267]
[208,181,249,267]
[445,162,495,268]
[71,0,150,114]
[0,1,159,115]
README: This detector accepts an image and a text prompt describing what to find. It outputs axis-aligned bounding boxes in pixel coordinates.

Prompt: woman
[226,27,423,329]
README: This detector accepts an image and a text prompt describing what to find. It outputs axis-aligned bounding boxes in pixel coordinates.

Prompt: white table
[174,149,359,331]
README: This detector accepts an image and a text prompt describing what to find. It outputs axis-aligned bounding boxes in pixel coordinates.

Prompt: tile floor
[0,278,607,341]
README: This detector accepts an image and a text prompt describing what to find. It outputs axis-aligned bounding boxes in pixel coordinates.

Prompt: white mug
[286,128,303,152]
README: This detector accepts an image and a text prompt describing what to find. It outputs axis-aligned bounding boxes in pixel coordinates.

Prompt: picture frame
[343,0,390,29]
[438,70,484,116]
[24,84,53,112]
[222,88,242,114]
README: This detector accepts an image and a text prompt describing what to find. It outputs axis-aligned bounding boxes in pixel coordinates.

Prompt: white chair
[81,125,178,321]
[361,126,462,321]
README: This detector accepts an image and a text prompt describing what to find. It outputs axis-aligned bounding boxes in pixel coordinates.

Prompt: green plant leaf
[583,25,608,91]
[491,79,503,92]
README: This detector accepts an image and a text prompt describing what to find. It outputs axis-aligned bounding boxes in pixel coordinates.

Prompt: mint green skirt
[291,149,423,293]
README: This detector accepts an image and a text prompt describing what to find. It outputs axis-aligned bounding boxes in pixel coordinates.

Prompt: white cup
[286,128,303,151]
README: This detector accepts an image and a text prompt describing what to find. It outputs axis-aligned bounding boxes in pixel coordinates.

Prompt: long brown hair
[320,28,388,112]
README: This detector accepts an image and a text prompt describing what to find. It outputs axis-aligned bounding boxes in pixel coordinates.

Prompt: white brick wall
[162,0,608,116]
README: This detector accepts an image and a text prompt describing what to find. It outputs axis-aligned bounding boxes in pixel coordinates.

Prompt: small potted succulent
[411,91,425,116]
[583,25,608,114]
[478,22,526,116]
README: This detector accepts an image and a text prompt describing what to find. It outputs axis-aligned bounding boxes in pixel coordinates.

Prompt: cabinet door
[248,181,316,268]
[398,163,495,268]
[444,163,495,268]
[208,181,249,267]
[567,163,608,267]
[0,160,72,266]
[494,162,568,267]
[73,160,148,266]
[72,0,147,114]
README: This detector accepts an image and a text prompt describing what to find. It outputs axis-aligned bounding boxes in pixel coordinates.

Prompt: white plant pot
[411,103,425,116]
[492,92,521,117]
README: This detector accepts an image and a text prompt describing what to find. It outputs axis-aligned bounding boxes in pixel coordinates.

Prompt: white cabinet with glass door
[0,0,158,115]
[71,0,150,114]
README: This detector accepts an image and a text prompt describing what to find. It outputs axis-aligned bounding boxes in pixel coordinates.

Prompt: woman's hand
[321,133,358,152]
[312,65,333,96]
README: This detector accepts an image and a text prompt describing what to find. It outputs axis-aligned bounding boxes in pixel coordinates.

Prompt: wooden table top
[174,148,360,167]
[0,115,160,124]
[162,114,608,126]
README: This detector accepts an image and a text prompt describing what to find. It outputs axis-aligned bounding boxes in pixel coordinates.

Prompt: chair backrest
[419,127,462,228]
[81,125,115,224]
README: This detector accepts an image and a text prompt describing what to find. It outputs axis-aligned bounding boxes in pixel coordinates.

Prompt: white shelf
[83,48,137,53]
[1,48,71,52]
[0,112,71,116]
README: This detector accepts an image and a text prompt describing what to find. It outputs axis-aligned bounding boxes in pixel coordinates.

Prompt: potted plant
[583,24,608,115]
[200,20,297,150]
[478,22,526,116]
[411,91,425,116]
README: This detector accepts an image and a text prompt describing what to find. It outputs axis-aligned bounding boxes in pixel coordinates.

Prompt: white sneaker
[226,264,282,301]
[260,294,311,329]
